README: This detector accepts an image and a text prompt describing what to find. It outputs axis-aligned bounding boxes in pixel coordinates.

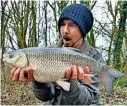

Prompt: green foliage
[79,0,90,7]
[120,1,127,14]
[114,77,127,88]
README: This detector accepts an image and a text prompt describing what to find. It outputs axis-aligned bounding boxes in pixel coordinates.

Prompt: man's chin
[64,45,70,47]
[64,43,73,47]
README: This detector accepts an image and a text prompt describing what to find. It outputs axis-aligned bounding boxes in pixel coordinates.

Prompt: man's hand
[65,65,93,84]
[10,67,35,82]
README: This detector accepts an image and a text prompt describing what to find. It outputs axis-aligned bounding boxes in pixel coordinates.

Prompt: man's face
[60,19,83,48]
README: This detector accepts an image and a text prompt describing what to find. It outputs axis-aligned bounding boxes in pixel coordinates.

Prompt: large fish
[3,47,124,92]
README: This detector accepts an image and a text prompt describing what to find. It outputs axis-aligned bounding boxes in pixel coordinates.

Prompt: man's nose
[63,25,69,34]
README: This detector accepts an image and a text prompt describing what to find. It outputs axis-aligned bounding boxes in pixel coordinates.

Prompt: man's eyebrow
[69,21,75,24]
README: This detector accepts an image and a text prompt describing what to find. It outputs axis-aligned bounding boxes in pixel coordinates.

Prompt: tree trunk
[113,1,127,70]
[30,1,37,47]
[1,1,10,54]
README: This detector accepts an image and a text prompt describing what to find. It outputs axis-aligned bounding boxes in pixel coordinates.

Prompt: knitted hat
[58,4,94,38]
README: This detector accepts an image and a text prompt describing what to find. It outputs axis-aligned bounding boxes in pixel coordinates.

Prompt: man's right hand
[11,67,35,82]
[65,65,93,84]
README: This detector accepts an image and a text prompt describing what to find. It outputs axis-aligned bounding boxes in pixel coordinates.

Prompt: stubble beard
[64,43,73,47]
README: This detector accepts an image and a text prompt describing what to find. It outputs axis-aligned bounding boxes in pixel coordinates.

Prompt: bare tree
[28,1,37,47]
[79,0,97,47]
[105,0,119,65]
[1,1,10,54]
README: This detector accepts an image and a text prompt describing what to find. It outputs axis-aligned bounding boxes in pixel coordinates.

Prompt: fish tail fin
[101,66,124,93]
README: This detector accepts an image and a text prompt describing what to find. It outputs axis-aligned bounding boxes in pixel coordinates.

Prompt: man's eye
[61,23,65,26]
[69,23,77,27]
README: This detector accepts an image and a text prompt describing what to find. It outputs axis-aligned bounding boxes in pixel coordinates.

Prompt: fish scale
[3,47,124,92]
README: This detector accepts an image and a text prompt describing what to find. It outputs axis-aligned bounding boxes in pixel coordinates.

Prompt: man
[11,4,103,105]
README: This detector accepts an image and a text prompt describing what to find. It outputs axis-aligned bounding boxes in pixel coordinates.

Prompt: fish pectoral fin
[56,80,70,91]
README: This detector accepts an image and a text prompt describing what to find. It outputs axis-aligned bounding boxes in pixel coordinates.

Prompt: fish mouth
[63,36,71,41]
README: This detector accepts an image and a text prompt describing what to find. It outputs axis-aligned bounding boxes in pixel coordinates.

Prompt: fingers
[27,67,33,79]
[84,67,94,78]
[84,67,90,74]
[65,65,83,79]
[12,68,21,81]
[65,68,71,78]
[83,75,94,84]
[65,65,77,79]
[11,67,17,78]
[10,67,34,82]
[83,67,94,84]
[25,67,35,81]
[19,68,27,81]
[65,65,94,84]
[77,66,84,79]
[71,65,77,79]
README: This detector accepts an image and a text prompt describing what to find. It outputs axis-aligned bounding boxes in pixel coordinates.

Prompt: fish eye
[9,54,14,58]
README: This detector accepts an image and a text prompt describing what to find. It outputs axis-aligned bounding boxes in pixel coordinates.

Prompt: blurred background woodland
[0,0,127,105]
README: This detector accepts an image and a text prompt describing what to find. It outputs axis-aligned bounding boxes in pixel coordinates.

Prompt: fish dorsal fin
[63,47,82,53]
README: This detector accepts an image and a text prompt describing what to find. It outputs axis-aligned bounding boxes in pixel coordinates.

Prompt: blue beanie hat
[58,4,93,38]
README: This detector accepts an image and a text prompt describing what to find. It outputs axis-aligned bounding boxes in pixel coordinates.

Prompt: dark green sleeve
[32,81,55,101]
[61,74,100,105]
